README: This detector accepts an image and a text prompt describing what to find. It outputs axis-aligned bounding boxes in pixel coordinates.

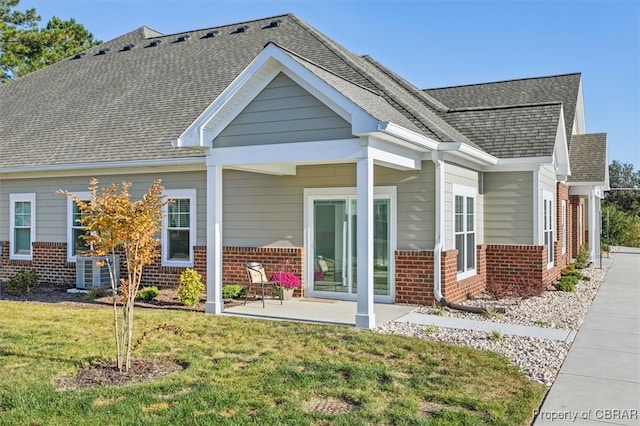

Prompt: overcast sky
[21,0,640,170]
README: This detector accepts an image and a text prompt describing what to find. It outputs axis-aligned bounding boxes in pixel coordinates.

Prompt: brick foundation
[394,248,486,305]
[223,246,304,297]
[485,244,558,293]
[0,242,75,285]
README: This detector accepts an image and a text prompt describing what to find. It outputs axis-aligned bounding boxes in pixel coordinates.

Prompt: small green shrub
[178,268,204,306]
[222,284,244,299]
[428,305,445,316]
[137,286,160,301]
[484,306,503,319]
[489,330,504,341]
[575,244,590,269]
[555,275,578,292]
[561,268,583,280]
[7,270,39,294]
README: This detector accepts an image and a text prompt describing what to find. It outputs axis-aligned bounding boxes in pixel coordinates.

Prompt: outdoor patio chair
[244,262,282,308]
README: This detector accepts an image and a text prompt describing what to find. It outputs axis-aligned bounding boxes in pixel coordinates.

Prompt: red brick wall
[0,242,75,285]
[223,247,304,297]
[569,195,586,259]
[485,244,558,292]
[394,248,485,305]
[556,183,571,269]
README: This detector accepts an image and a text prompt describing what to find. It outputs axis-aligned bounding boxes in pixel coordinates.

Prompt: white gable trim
[172,43,379,149]
[554,105,571,178]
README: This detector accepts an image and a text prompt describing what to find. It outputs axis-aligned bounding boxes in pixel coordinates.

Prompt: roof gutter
[438,141,498,165]
[431,151,506,314]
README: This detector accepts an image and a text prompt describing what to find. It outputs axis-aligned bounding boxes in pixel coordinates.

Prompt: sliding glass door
[306,188,395,303]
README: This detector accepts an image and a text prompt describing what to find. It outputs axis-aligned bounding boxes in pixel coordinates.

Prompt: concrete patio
[224,298,418,328]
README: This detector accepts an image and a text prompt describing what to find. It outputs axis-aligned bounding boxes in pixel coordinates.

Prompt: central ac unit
[76,255,119,289]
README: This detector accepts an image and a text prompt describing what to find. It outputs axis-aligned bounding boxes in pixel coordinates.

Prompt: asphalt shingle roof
[0,14,470,170]
[444,103,562,158]
[568,133,607,182]
[424,73,581,146]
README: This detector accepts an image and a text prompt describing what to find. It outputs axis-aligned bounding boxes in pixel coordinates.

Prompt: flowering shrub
[269,271,301,288]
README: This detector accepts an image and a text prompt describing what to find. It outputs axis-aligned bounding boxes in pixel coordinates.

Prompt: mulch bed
[1,281,244,389]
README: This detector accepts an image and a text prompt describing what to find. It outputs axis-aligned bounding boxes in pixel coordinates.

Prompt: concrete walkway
[395,312,577,342]
[533,247,640,426]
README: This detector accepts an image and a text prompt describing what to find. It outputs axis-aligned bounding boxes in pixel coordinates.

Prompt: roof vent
[96,48,110,55]
[72,52,86,60]
[267,20,282,28]
[122,44,135,51]
[202,30,219,39]
[175,34,190,42]
[235,25,249,33]
[147,39,162,47]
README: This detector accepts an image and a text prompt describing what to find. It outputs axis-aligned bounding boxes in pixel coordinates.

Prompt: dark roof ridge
[266,41,381,97]
[289,15,475,143]
[140,13,293,40]
[361,54,449,113]
[449,102,562,113]
[287,14,378,91]
[424,72,581,91]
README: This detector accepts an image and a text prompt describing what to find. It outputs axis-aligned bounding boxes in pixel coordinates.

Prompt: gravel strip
[375,254,613,386]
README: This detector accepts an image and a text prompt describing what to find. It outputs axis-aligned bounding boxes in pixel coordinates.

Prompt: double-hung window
[67,192,90,261]
[10,193,36,260]
[543,191,554,267]
[162,189,196,267]
[453,185,476,279]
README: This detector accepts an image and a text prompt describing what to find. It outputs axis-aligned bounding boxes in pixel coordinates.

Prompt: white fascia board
[437,142,498,166]
[208,138,364,167]
[173,43,379,148]
[226,164,298,176]
[488,156,554,172]
[573,79,586,135]
[377,122,439,151]
[367,136,422,170]
[554,106,571,177]
[0,157,205,179]
[569,183,607,198]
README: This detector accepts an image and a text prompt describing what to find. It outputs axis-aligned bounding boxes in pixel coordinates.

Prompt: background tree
[59,179,168,372]
[603,161,640,247]
[1,0,100,82]
[605,160,640,216]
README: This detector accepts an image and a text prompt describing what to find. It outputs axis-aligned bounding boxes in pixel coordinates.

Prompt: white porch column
[588,190,599,263]
[205,155,224,314]
[355,147,375,329]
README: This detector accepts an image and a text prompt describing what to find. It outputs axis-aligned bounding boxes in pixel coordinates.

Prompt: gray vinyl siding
[443,164,482,250]
[377,162,436,250]
[1,163,438,250]
[483,171,534,244]
[539,164,557,194]
[0,172,207,244]
[223,162,436,249]
[214,73,355,147]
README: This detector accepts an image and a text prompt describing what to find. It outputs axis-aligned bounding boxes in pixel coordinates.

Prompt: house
[0,14,608,328]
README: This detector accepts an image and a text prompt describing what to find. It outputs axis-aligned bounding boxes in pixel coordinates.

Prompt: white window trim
[9,193,36,261]
[162,189,197,267]
[66,192,90,262]
[543,190,554,268]
[452,184,476,280]
[303,186,397,304]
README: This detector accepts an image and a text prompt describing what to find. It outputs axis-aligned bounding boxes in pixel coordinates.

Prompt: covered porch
[224,297,417,328]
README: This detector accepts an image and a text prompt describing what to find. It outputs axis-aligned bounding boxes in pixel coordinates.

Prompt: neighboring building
[0,14,608,328]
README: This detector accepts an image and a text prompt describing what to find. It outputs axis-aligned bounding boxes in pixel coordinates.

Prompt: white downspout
[432,152,447,304]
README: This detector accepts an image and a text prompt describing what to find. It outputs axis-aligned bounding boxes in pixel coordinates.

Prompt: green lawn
[0,301,545,425]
